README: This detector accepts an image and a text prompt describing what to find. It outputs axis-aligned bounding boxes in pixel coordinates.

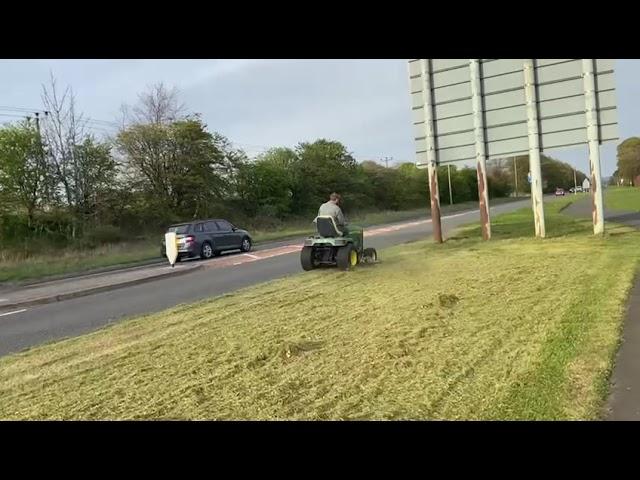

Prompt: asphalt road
[0,199,532,358]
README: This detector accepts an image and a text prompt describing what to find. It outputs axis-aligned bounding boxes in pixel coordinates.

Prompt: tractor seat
[315,216,343,237]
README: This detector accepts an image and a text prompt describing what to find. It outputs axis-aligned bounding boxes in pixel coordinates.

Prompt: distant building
[582,178,591,192]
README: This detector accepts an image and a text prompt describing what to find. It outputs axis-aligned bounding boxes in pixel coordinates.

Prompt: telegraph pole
[447,164,453,205]
[513,156,518,197]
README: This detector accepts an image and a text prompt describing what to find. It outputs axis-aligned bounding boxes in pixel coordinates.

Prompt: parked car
[576,186,583,193]
[555,188,565,196]
[161,219,253,261]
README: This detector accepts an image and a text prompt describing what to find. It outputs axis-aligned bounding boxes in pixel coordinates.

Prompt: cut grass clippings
[0,198,637,419]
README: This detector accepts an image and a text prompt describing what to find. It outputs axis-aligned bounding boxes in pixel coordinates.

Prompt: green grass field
[0,200,519,284]
[1,198,637,420]
[604,186,640,212]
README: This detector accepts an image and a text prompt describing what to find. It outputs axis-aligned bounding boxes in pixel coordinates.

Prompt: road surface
[0,200,532,357]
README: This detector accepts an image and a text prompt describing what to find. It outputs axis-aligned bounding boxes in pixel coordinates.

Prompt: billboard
[409,59,618,167]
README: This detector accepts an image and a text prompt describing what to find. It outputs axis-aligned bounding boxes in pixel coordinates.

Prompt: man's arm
[336,207,346,226]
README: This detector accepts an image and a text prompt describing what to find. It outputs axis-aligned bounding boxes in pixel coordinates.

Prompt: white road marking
[243,254,260,259]
[0,299,7,302]
[0,309,27,317]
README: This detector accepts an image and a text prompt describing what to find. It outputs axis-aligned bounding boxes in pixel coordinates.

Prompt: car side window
[194,223,204,233]
[216,220,232,231]
[205,221,219,232]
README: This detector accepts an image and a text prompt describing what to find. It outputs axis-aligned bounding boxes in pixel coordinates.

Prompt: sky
[1,59,638,177]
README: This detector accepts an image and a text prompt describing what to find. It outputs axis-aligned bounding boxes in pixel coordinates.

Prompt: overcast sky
[1,59,637,176]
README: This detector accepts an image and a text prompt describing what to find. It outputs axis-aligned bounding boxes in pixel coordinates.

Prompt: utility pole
[573,168,578,194]
[34,111,48,163]
[382,156,393,168]
[447,164,453,205]
[513,156,518,198]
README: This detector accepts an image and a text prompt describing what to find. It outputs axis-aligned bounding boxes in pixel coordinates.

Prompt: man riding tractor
[301,193,377,271]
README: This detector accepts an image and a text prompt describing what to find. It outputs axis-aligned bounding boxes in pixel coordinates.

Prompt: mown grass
[0,198,637,419]
[604,186,640,212]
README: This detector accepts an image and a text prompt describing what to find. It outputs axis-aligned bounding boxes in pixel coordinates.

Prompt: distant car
[576,186,584,193]
[569,187,575,193]
[555,188,566,196]
[161,219,253,261]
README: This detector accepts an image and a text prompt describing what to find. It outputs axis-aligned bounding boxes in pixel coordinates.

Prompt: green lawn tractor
[300,216,378,271]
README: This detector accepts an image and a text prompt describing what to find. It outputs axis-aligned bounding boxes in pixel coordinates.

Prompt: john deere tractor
[300,216,377,271]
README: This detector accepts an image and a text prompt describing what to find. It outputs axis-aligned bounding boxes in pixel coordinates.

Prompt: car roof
[168,219,226,227]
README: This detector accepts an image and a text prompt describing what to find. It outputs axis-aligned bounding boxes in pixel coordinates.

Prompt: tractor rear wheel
[337,244,358,271]
[301,246,316,271]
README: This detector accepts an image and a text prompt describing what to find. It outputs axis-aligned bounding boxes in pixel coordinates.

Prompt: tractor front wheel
[301,246,316,271]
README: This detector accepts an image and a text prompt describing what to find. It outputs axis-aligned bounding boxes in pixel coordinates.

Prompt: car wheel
[200,242,214,260]
[240,237,252,252]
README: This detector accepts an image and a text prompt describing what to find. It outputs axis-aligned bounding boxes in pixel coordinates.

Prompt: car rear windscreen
[167,224,191,234]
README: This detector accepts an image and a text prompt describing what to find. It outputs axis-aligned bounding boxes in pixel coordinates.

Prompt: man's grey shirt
[316,201,346,227]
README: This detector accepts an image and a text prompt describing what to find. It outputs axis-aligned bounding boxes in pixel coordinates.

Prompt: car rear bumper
[161,244,199,257]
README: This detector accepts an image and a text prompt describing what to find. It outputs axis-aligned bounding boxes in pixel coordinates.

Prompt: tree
[396,162,428,208]
[122,82,187,126]
[0,121,49,226]
[72,137,117,227]
[291,139,359,214]
[117,117,244,224]
[617,137,640,186]
[41,75,117,236]
[486,161,513,198]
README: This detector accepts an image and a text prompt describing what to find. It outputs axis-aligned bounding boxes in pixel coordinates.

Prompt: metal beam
[582,59,605,235]
[523,60,546,238]
[420,59,443,243]
[469,59,491,240]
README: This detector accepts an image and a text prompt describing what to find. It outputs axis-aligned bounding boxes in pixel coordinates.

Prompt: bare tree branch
[121,82,187,126]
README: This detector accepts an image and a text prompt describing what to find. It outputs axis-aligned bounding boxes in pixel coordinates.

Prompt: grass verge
[0,198,637,419]
[604,186,640,212]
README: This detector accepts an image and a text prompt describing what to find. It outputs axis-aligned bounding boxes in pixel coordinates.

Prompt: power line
[0,113,30,119]
[0,105,44,114]
[0,105,120,128]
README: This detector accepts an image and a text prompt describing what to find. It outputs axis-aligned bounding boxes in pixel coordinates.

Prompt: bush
[82,225,125,247]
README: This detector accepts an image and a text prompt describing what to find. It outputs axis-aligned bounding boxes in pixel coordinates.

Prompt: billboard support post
[582,59,605,235]
[523,59,546,238]
[469,59,491,240]
[419,59,443,243]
